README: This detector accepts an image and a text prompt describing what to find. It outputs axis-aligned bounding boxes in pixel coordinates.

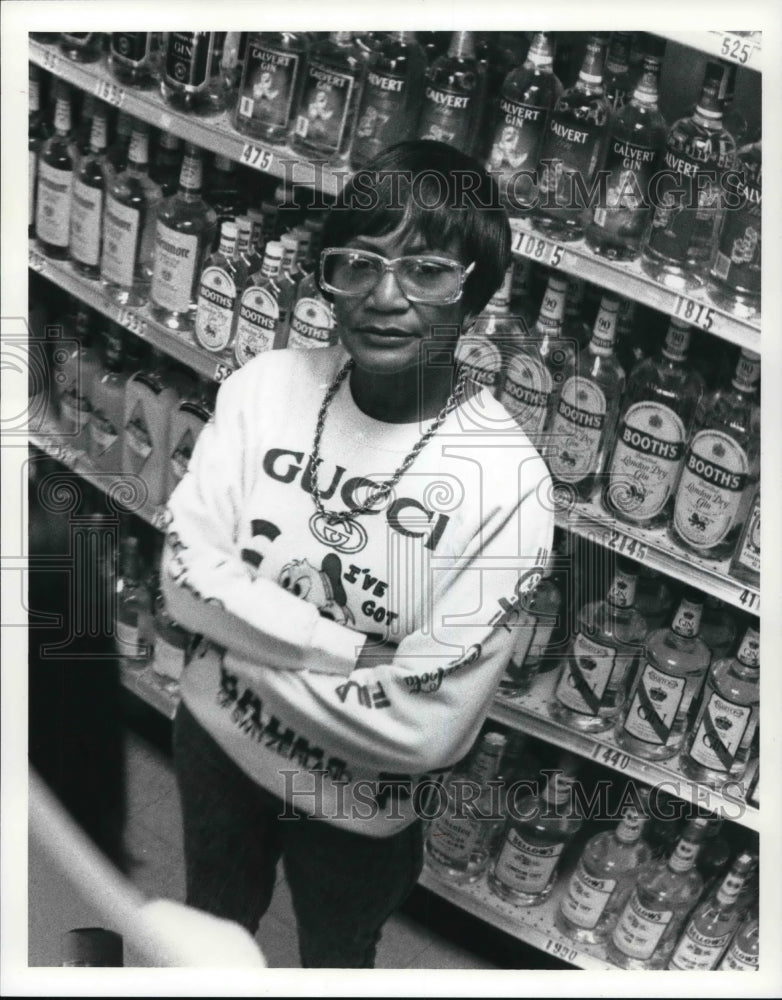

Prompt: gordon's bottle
[671,350,759,559]
[88,324,128,474]
[194,220,243,359]
[234,32,309,144]
[604,319,704,528]
[122,351,180,507]
[109,33,160,88]
[486,32,562,212]
[233,240,286,366]
[29,63,51,236]
[115,534,152,671]
[729,487,760,588]
[709,141,761,317]
[718,908,758,970]
[416,31,482,156]
[160,32,227,114]
[69,106,109,279]
[290,32,367,164]
[351,32,428,167]
[546,296,626,500]
[288,268,336,349]
[166,377,216,501]
[615,594,711,759]
[679,624,760,786]
[534,34,611,240]
[35,80,78,260]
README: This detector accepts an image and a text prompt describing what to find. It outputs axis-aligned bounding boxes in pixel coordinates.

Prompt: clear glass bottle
[455,334,503,397]
[350,32,428,167]
[233,240,286,366]
[424,730,506,883]
[473,290,530,403]
[498,571,562,697]
[586,48,668,261]
[486,32,562,213]
[288,267,336,349]
[534,34,611,240]
[604,319,704,528]
[29,63,51,237]
[35,81,78,260]
[729,486,760,588]
[204,154,248,250]
[700,596,738,663]
[556,806,651,944]
[717,907,759,970]
[101,123,162,307]
[194,220,243,359]
[108,33,160,89]
[115,535,152,671]
[166,377,216,501]
[634,566,675,632]
[70,107,109,279]
[546,296,626,500]
[235,215,263,277]
[59,32,104,64]
[234,32,310,144]
[149,130,182,199]
[615,594,711,759]
[642,61,737,288]
[290,31,367,163]
[104,110,133,183]
[679,625,760,786]
[671,350,759,559]
[602,32,635,112]
[88,324,128,474]
[416,31,483,156]
[55,303,100,449]
[160,32,227,115]
[150,145,217,332]
[550,563,648,733]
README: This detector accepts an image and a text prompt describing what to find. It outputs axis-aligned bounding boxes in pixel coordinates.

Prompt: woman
[162,140,554,967]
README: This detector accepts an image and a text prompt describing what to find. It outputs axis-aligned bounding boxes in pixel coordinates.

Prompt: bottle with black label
[350,31,428,168]
[709,141,761,317]
[290,32,367,163]
[234,32,310,144]
[416,31,482,157]
[160,32,225,115]
[35,80,78,260]
[194,220,244,360]
[604,319,704,529]
[69,107,109,279]
[109,33,159,89]
[59,32,104,64]
[671,350,759,560]
[29,63,51,237]
[88,324,128,474]
[534,34,611,241]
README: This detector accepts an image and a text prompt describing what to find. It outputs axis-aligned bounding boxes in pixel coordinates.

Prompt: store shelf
[656,31,762,70]
[488,671,760,832]
[509,218,761,353]
[28,39,348,198]
[553,489,759,615]
[29,243,233,384]
[120,661,179,720]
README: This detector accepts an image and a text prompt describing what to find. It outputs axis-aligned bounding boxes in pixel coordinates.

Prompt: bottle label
[238,42,303,129]
[70,179,104,267]
[539,113,610,206]
[165,32,214,94]
[608,402,686,521]
[288,296,334,348]
[712,163,761,296]
[673,431,749,549]
[456,340,501,388]
[353,71,411,158]
[488,98,549,175]
[500,354,553,435]
[719,939,758,971]
[418,85,473,150]
[111,33,152,66]
[494,828,564,895]
[672,599,702,638]
[592,139,660,238]
[195,266,238,351]
[687,685,755,773]
[294,63,356,154]
[555,633,617,715]
[560,860,617,929]
[153,633,185,681]
[548,377,607,482]
[101,195,141,287]
[124,400,153,474]
[734,494,760,574]
[611,889,673,960]
[89,410,119,458]
[622,661,688,745]
[152,224,200,312]
[36,160,73,247]
[128,130,150,166]
[669,924,733,970]
[234,286,279,365]
[428,807,482,866]
[170,427,195,486]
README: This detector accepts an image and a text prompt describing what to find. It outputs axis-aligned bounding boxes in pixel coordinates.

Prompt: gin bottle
[194,220,243,359]
[288,268,336,349]
[88,325,128,474]
[55,304,100,449]
[416,31,482,156]
[234,32,310,144]
[69,107,109,279]
[605,319,704,528]
[115,535,151,671]
[35,81,78,260]
[233,240,286,366]
[615,594,711,759]
[160,32,227,115]
[602,32,635,112]
[550,563,648,733]
[709,141,761,317]
[109,33,160,89]
[718,908,758,970]
[679,625,760,786]
[700,596,738,662]
[498,569,562,697]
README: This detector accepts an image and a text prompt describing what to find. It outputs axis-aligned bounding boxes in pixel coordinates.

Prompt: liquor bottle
[88,324,128,474]
[160,32,227,115]
[668,851,757,970]
[455,334,503,396]
[556,806,651,944]
[671,350,759,559]
[152,588,190,688]
[167,378,216,501]
[550,562,648,733]
[273,233,304,348]
[104,110,133,182]
[205,155,248,249]
[29,64,51,236]
[700,596,738,662]
[148,130,182,199]
[471,280,529,383]
[498,568,562,697]
[234,32,309,144]
[718,908,758,970]
[424,730,506,883]
[288,268,336,349]
[709,141,761,317]
[585,48,668,261]
[351,32,428,167]
[101,123,162,307]
[604,319,704,528]
[150,145,217,332]
[59,32,104,64]
[729,487,760,587]
[534,34,611,241]
[602,32,635,112]
[720,61,750,147]
[70,107,109,279]
[642,61,737,288]
[497,275,572,451]
[236,215,262,277]
[233,240,286,366]
[108,33,159,89]
[679,625,760,786]
[290,32,367,163]
[615,594,711,760]
[55,304,100,449]
[694,814,732,889]
[633,566,675,632]
[488,764,583,906]
[546,296,626,500]
[194,221,243,359]
[122,352,181,508]
[35,81,78,260]
[115,534,152,671]
[508,258,538,333]
[416,31,482,156]
[72,94,100,160]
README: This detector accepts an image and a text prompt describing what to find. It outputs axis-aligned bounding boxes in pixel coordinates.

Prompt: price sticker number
[604,528,648,563]
[720,35,755,66]
[115,307,147,338]
[543,938,578,963]
[512,230,565,268]
[94,77,126,108]
[240,143,274,173]
[591,743,631,771]
[29,247,47,273]
[674,296,715,331]
[213,362,233,383]
[739,588,759,613]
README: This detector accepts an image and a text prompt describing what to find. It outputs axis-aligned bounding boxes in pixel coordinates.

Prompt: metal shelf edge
[655,31,762,70]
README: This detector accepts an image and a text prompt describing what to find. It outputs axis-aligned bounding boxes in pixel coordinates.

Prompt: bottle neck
[670,597,703,639]
[178,152,203,196]
[127,130,150,171]
[661,319,691,363]
[535,278,567,334]
[525,32,554,70]
[448,30,476,61]
[735,627,760,668]
[576,36,606,92]
[667,834,700,874]
[53,97,72,136]
[88,115,108,155]
[631,55,661,108]
[606,568,637,609]
[614,810,645,844]
[588,298,619,357]
[605,33,632,74]
[468,733,506,784]
[715,866,750,907]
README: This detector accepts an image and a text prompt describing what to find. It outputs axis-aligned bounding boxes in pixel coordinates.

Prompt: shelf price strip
[93,77,126,107]
[240,142,275,173]
[511,228,565,268]
[716,32,760,67]
[673,295,717,331]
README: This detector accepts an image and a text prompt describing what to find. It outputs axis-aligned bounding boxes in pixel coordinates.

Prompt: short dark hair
[320,140,512,316]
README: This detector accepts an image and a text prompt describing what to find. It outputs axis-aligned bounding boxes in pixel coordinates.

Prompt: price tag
[603,528,649,563]
[512,229,564,267]
[719,34,757,67]
[42,49,59,73]
[114,306,147,338]
[94,77,126,107]
[28,247,47,273]
[673,296,715,331]
[240,142,274,173]
[213,362,233,383]
[591,743,631,771]
[739,588,759,613]
[543,938,578,963]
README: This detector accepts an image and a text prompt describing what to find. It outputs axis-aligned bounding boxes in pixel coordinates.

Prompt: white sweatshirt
[163,345,554,836]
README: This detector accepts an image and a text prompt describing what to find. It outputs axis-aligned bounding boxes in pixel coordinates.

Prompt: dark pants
[172,701,424,968]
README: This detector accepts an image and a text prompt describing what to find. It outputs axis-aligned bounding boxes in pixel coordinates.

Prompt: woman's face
[332,226,473,378]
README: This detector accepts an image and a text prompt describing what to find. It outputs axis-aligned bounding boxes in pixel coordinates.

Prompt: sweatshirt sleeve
[162,368,364,678]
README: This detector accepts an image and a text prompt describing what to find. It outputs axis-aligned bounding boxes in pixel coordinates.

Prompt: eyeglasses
[320,248,476,305]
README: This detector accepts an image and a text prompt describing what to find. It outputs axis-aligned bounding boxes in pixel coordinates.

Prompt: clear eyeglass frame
[319,247,476,305]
